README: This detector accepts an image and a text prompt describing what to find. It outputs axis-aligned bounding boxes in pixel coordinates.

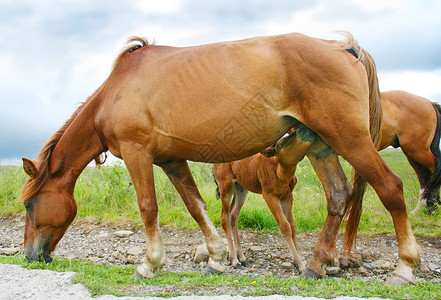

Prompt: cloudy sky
[1,0,441,165]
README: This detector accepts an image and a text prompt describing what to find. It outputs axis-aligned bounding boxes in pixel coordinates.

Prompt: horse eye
[24,201,33,210]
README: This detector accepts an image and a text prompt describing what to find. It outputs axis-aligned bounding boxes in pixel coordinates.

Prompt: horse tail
[421,102,441,207]
[338,32,383,255]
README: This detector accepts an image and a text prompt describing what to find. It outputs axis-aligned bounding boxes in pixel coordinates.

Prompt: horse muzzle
[25,241,53,263]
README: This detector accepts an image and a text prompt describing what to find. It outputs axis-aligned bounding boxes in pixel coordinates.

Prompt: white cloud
[379,69,441,101]
[135,0,186,14]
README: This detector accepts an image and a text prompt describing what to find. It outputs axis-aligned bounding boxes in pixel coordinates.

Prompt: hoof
[134,262,158,279]
[386,274,416,286]
[132,271,144,279]
[207,258,226,273]
[202,265,222,275]
[302,268,324,279]
[232,263,243,269]
[296,264,307,273]
[241,260,251,267]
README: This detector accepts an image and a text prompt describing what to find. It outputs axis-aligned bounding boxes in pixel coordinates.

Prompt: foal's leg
[230,186,250,267]
[264,191,305,272]
[303,150,352,278]
[121,150,165,278]
[215,169,241,268]
[159,160,227,273]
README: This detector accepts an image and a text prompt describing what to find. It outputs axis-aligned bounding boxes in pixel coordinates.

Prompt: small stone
[291,286,301,291]
[419,264,431,273]
[349,253,363,268]
[362,262,376,270]
[326,266,341,275]
[88,257,99,263]
[0,247,19,255]
[374,259,393,270]
[127,246,143,256]
[281,262,292,269]
[126,255,135,264]
[194,244,209,263]
[97,232,109,238]
[249,246,266,252]
[427,263,440,271]
[340,257,349,269]
[114,230,134,238]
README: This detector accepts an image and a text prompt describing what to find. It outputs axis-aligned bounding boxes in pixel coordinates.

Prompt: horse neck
[48,99,105,194]
[275,159,297,185]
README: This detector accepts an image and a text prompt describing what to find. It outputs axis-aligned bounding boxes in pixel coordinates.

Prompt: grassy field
[1,149,440,299]
[1,149,439,235]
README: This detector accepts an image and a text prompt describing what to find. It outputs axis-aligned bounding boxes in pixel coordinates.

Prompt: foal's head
[20,158,77,262]
[260,126,313,165]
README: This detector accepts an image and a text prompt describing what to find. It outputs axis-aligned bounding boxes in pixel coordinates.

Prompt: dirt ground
[1,214,440,284]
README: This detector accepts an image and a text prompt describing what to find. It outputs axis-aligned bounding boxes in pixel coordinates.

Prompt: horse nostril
[43,253,53,263]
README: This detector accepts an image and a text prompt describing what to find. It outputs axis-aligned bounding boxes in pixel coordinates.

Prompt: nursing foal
[213,125,347,271]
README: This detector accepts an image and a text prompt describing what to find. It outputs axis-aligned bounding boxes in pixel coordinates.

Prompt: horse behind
[19,31,420,285]
[379,90,441,213]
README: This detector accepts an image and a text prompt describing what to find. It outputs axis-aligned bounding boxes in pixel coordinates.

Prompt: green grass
[0,254,439,299]
[1,150,440,235]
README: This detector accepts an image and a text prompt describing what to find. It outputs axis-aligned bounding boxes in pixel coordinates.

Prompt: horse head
[21,158,77,262]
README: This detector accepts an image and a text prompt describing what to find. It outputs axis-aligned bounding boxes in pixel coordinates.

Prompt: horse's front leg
[159,159,227,274]
[121,148,165,278]
[303,148,352,278]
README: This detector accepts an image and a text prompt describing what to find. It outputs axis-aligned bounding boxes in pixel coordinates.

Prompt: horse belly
[154,105,293,163]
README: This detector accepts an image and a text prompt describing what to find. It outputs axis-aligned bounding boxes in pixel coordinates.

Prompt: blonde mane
[19,103,86,202]
[112,37,151,71]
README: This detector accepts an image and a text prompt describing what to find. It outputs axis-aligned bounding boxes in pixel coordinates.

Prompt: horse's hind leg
[402,150,439,213]
[121,149,165,278]
[303,145,352,278]
[160,159,227,273]
[343,140,420,284]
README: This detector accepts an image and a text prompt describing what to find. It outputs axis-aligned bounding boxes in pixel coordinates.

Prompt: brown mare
[213,126,345,272]
[19,32,420,284]
[379,90,441,213]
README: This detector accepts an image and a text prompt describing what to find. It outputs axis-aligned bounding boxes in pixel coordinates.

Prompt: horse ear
[22,158,38,178]
[260,147,276,157]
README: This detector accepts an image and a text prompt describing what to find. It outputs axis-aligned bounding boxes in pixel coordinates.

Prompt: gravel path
[0,263,392,300]
[1,215,440,299]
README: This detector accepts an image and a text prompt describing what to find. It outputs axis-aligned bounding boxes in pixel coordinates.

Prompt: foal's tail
[421,102,441,207]
[338,32,383,255]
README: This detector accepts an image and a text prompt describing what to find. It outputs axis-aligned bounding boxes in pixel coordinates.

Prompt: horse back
[379,90,436,151]
[95,33,366,163]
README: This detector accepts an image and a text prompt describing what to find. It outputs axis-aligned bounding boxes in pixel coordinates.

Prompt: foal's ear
[260,147,276,157]
[22,158,38,178]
